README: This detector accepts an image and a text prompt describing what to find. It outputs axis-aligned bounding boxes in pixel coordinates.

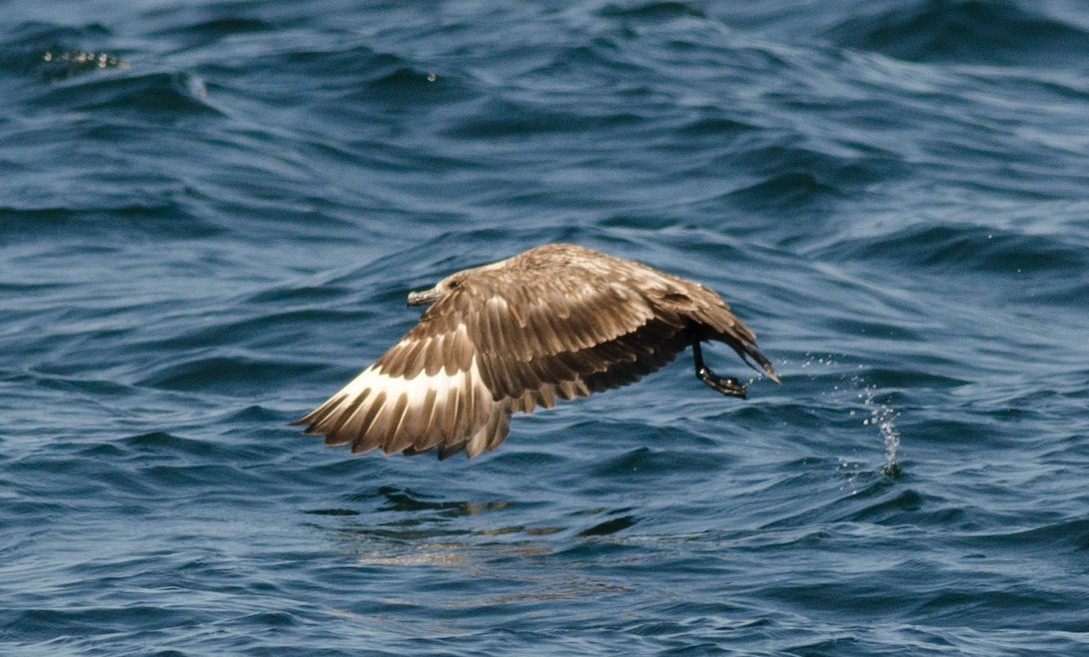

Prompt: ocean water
[3,1,1089,655]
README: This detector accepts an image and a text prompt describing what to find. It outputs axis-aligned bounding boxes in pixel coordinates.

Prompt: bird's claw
[697,367,747,399]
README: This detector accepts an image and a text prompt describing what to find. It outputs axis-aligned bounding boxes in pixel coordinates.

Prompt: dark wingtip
[735,341,780,385]
[755,351,781,384]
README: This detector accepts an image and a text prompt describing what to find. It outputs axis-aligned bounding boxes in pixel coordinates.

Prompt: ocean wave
[814,223,1089,279]
[137,355,304,395]
[41,70,219,115]
[823,0,1089,66]
[598,1,709,22]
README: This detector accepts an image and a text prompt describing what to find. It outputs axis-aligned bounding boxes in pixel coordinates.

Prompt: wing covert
[451,269,692,411]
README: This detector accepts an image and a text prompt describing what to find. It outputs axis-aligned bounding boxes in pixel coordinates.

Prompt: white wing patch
[304,354,504,457]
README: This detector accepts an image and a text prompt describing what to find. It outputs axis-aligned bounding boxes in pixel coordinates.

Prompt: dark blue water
[4,1,1089,655]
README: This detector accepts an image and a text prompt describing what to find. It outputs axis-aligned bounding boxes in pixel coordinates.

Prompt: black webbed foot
[697,367,748,398]
[692,340,748,399]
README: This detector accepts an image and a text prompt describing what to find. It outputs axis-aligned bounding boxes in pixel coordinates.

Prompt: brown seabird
[295,243,779,459]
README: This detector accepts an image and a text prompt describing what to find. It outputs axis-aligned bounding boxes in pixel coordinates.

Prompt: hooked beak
[407,287,442,307]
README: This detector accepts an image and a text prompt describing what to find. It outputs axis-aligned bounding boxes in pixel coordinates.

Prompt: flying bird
[296,243,779,459]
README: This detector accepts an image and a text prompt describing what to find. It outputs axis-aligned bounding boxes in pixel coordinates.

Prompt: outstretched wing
[294,317,511,459]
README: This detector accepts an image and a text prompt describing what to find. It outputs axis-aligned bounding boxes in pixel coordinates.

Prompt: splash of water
[860,384,902,477]
[788,354,904,477]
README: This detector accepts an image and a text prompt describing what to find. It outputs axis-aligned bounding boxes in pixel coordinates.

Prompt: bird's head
[407,255,514,307]
[406,271,468,307]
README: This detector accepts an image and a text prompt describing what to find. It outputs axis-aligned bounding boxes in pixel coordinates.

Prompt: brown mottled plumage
[295,243,779,459]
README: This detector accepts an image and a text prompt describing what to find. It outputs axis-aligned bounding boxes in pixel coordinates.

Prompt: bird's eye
[449,281,460,289]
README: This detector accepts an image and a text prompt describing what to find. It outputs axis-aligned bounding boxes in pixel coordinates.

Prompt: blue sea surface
[3,1,1089,655]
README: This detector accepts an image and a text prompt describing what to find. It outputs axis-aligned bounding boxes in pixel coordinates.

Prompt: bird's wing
[453,268,695,414]
[296,258,774,460]
[294,317,511,459]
